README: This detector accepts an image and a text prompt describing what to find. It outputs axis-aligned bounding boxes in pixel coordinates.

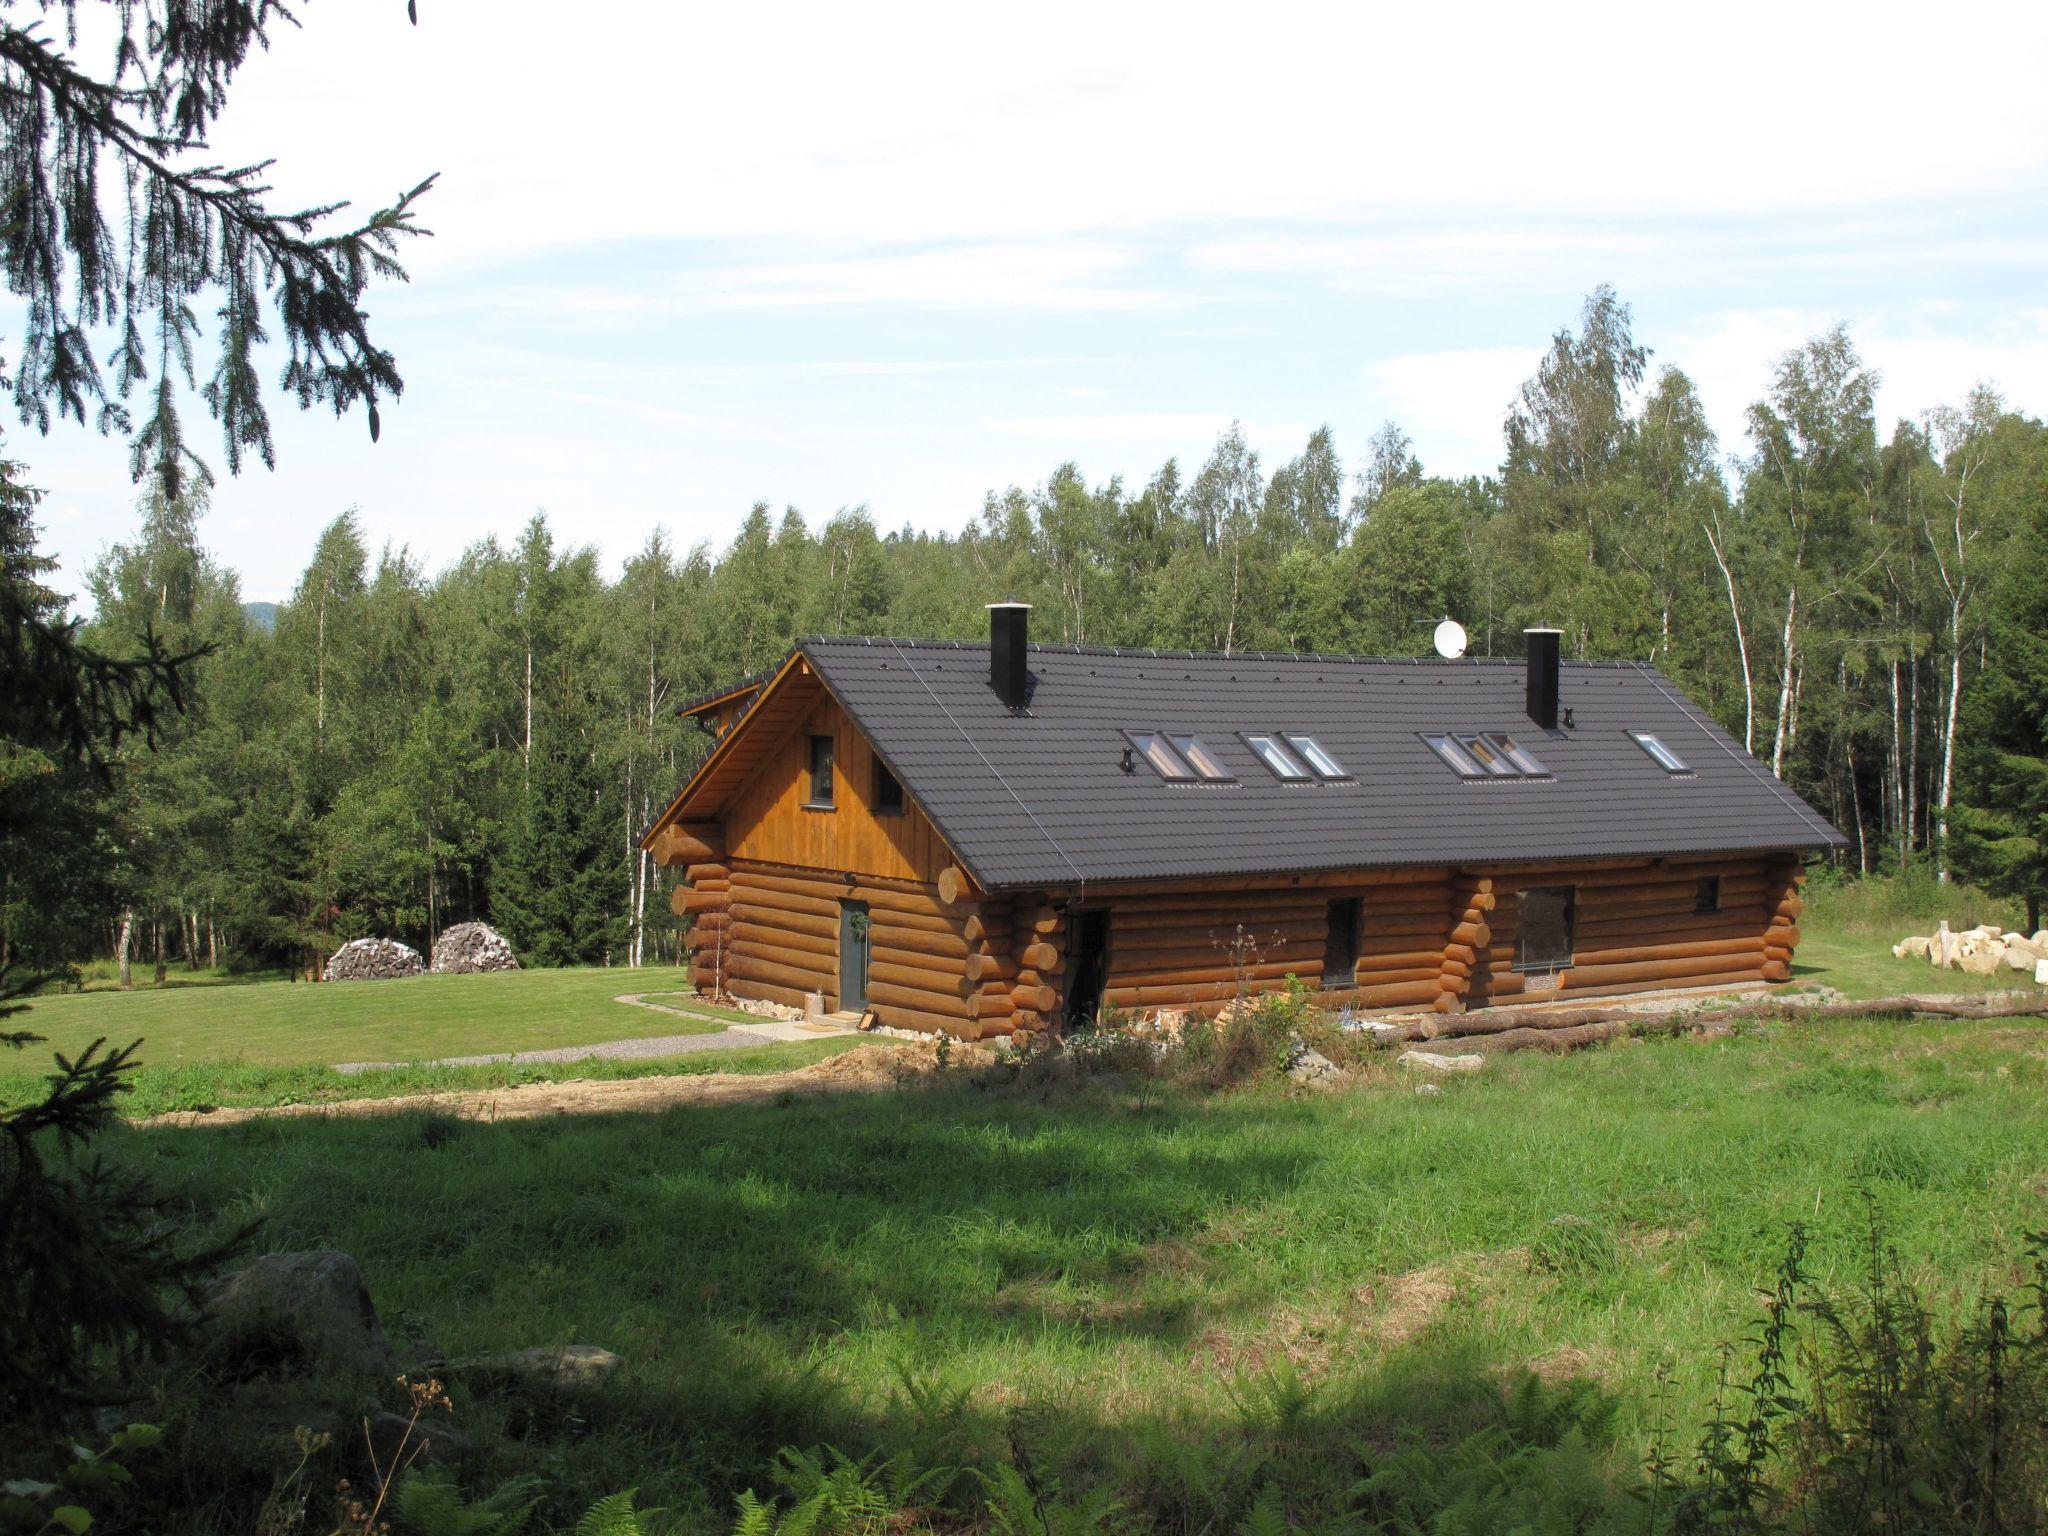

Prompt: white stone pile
[1893,921,2048,982]
[325,936,425,981]
[429,922,521,974]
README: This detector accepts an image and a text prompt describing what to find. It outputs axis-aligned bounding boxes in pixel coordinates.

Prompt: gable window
[807,734,836,807]
[1285,734,1349,780]
[1243,733,1311,781]
[873,759,905,814]
[1630,730,1690,773]
[1166,733,1234,782]
[1516,886,1576,973]
[1694,875,1721,913]
[1323,897,1361,988]
[1125,731,1193,780]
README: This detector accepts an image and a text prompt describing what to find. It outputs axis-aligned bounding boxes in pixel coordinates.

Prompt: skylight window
[1284,734,1349,779]
[1629,730,1690,773]
[1423,734,1485,777]
[1487,733,1547,776]
[1166,734,1234,782]
[1423,732,1552,780]
[1242,733,1311,781]
[1125,731,1193,780]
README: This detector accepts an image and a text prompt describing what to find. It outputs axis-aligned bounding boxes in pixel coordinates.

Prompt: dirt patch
[136,1042,975,1130]
[1355,1265,1460,1347]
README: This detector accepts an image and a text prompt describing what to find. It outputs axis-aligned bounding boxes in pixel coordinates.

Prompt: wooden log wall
[1472,853,1802,1005]
[1435,876,1494,1014]
[672,859,1017,1039]
[1346,872,1456,1011]
[652,823,732,996]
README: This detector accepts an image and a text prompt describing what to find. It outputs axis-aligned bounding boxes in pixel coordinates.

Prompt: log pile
[1362,990,2048,1055]
[325,937,424,981]
[428,922,519,974]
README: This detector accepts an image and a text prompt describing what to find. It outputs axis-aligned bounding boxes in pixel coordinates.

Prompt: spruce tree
[1,0,426,1430]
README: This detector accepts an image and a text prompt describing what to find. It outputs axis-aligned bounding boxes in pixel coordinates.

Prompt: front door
[1063,909,1111,1026]
[839,900,871,1011]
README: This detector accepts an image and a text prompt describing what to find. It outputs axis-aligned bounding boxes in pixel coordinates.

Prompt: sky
[16,0,2048,607]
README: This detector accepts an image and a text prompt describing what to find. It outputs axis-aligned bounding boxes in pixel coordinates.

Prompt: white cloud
[200,0,2048,268]
[1669,307,2048,460]
[1362,347,1541,478]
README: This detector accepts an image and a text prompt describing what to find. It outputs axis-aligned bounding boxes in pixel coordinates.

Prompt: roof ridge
[798,635,1651,669]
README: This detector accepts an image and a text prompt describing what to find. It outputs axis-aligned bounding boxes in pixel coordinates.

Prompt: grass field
[111,1008,2048,1530]
[11,898,2048,1529]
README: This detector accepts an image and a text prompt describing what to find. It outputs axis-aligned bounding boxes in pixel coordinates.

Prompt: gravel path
[332,993,854,1074]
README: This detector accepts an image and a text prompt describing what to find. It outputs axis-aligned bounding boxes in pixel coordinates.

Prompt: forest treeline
[5,287,2045,978]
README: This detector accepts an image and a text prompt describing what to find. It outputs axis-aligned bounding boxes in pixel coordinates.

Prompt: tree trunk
[1770,583,1798,778]
[117,908,134,990]
[1702,518,1754,753]
[1936,599,1963,884]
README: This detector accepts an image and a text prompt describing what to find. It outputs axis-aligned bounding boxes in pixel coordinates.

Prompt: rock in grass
[1399,1049,1485,1074]
[200,1251,393,1382]
[1284,1041,1343,1085]
[325,937,424,981]
[451,1344,620,1389]
[429,922,520,974]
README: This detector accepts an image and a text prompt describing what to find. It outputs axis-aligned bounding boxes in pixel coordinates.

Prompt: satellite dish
[1433,618,1469,660]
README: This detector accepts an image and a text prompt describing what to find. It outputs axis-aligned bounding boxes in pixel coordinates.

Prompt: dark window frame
[1322,897,1361,988]
[1694,875,1721,913]
[872,757,905,815]
[805,733,836,808]
[1515,885,1577,973]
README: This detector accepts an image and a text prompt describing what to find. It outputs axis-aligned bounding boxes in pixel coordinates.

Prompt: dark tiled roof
[801,638,1845,890]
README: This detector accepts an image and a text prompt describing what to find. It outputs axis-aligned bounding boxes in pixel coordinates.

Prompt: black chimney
[1524,627,1561,731]
[988,601,1031,710]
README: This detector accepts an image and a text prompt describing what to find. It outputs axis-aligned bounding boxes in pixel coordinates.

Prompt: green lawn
[0,966,837,1117]
[113,1009,2048,1531]
[11,964,750,1069]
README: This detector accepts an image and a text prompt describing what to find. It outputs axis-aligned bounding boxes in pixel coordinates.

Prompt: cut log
[731,922,832,960]
[1011,982,1056,1013]
[682,887,732,914]
[729,904,839,942]
[732,937,837,976]
[726,955,835,993]
[965,951,1019,984]
[869,963,972,1000]
[937,865,971,905]
[1021,941,1059,971]
[856,978,966,1015]
[684,862,731,885]
[868,944,968,981]
[963,913,1013,944]
[653,824,724,867]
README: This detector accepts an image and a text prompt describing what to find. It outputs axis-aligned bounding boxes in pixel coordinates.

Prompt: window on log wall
[1694,875,1721,913]
[1516,886,1575,972]
[1322,898,1360,987]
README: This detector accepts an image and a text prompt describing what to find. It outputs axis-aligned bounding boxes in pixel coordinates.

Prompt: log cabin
[640,605,1845,1037]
